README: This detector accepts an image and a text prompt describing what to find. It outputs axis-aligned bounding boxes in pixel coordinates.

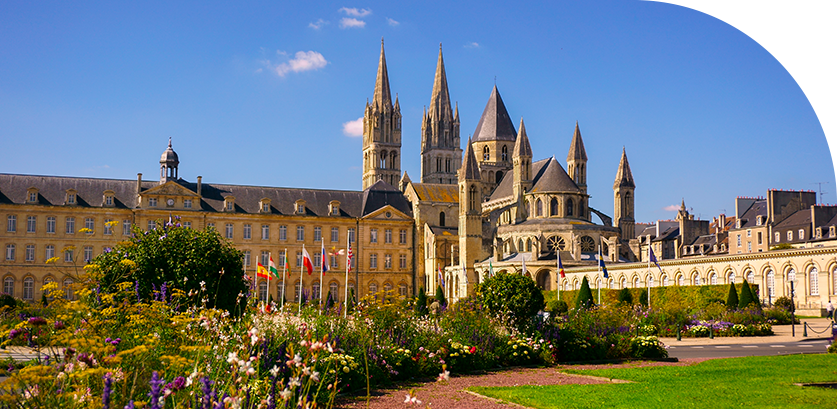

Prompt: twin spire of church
[362,39,402,190]
[421,44,461,184]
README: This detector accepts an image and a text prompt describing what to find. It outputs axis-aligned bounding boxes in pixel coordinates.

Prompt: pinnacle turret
[372,39,392,110]
[567,122,587,163]
[513,118,532,158]
[614,147,635,189]
[461,138,481,180]
[429,44,453,122]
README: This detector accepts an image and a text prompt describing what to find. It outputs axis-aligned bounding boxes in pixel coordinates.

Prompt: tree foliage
[414,287,428,316]
[726,283,739,310]
[435,285,447,307]
[575,276,594,310]
[91,220,248,313]
[617,287,633,305]
[477,272,545,330]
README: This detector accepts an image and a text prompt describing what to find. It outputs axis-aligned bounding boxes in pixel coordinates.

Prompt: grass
[468,354,837,408]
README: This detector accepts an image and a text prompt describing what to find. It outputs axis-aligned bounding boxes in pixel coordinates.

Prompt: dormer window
[103,190,115,207]
[259,198,271,213]
[816,227,822,239]
[66,189,77,205]
[329,201,340,216]
[736,220,742,228]
[27,188,38,203]
[756,216,763,226]
[830,226,836,238]
[224,196,235,212]
[148,198,157,207]
[295,200,306,215]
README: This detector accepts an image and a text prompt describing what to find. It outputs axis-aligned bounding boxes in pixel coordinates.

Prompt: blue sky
[0,1,831,223]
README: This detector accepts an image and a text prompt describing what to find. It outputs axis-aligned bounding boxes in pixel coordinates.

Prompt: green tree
[575,276,595,310]
[739,280,757,309]
[414,287,428,316]
[477,272,545,330]
[435,285,447,307]
[617,287,633,305]
[91,219,247,313]
[638,288,649,307]
[726,282,739,310]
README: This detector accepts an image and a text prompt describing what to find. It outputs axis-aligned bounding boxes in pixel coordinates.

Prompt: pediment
[362,205,412,221]
[141,181,199,198]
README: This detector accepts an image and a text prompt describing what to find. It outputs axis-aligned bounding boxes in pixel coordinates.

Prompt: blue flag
[438,267,445,288]
[649,247,663,273]
[598,248,609,278]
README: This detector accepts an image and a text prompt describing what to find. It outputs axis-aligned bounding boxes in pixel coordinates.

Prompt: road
[666,339,831,359]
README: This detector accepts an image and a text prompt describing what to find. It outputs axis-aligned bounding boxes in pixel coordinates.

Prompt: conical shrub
[726,282,739,310]
[576,276,595,309]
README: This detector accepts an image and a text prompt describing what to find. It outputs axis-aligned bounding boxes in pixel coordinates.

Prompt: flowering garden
[0,222,827,408]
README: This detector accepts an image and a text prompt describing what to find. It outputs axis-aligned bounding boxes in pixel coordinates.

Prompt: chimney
[197,176,202,196]
[136,173,142,194]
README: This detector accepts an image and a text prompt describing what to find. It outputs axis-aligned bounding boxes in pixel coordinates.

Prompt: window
[183,221,191,229]
[370,229,378,243]
[262,202,270,212]
[45,245,54,260]
[149,198,157,207]
[369,282,378,295]
[244,250,251,266]
[296,251,303,268]
[28,192,37,202]
[261,251,269,266]
[104,219,113,235]
[312,283,320,301]
[294,282,301,302]
[439,211,446,227]
[501,145,508,161]
[385,229,392,244]
[551,198,559,216]
[279,225,287,241]
[85,218,94,233]
[809,267,819,296]
[243,224,251,240]
[329,282,339,300]
[26,216,36,233]
[370,253,378,269]
[399,284,408,297]
[225,200,234,211]
[482,145,490,160]
[7,215,16,232]
[83,246,93,263]
[314,251,321,268]
[23,277,33,300]
[208,223,215,229]
[536,199,542,217]
[567,199,574,216]
[25,245,34,262]
[47,217,56,234]
[385,254,392,269]
[314,227,322,242]
[278,250,286,268]
[64,247,73,262]
[787,231,793,241]
[677,274,684,286]
[737,234,741,247]
[3,277,13,296]
[747,242,751,252]
[65,217,75,234]
[331,227,339,242]
[184,199,192,209]
[296,226,304,241]
[123,220,132,235]
[147,220,156,231]
[747,229,751,237]
[710,273,718,285]
[399,254,407,269]
[330,254,337,269]
[262,225,270,240]
[775,232,780,243]
[63,278,74,300]
[757,231,762,245]
[258,282,268,303]
[67,193,76,205]
[400,229,407,244]
[105,195,113,206]
[5,244,15,261]
[727,272,735,284]
[798,229,805,240]
[225,223,233,239]
[348,228,356,243]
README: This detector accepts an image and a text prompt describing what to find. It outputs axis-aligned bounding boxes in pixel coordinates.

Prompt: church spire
[567,121,588,191]
[513,118,532,158]
[567,121,587,162]
[429,43,452,121]
[461,137,481,181]
[420,43,461,185]
[613,147,635,189]
[373,39,392,110]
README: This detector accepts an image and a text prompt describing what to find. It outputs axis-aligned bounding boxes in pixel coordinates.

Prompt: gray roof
[460,137,481,180]
[567,122,587,162]
[0,173,143,208]
[773,208,811,229]
[372,40,392,110]
[652,226,680,242]
[488,157,581,202]
[360,180,413,217]
[472,85,517,142]
[613,147,635,189]
[736,199,767,228]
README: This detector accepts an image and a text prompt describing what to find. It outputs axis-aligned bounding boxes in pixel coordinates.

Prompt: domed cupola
[159,138,179,184]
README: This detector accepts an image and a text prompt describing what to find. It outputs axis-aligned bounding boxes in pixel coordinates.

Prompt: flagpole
[556,253,561,301]
[319,243,325,315]
[299,245,304,315]
[254,258,258,307]
[597,246,601,305]
[281,249,287,311]
[268,252,272,307]
[344,231,350,318]
[647,247,652,309]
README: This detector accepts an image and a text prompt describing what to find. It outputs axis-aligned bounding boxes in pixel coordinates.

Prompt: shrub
[774,296,794,312]
[575,277,594,310]
[414,287,428,316]
[435,285,447,307]
[617,287,633,305]
[638,289,649,307]
[629,336,668,359]
[726,283,739,310]
[0,294,17,311]
[476,272,545,330]
[739,280,758,309]
[548,299,569,316]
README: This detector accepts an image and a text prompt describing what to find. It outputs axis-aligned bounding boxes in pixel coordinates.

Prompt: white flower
[289,377,301,388]
[280,388,292,400]
[269,365,281,377]
[310,371,320,382]
[437,370,450,382]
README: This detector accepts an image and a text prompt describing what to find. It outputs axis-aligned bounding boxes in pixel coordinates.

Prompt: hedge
[544,283,761,312]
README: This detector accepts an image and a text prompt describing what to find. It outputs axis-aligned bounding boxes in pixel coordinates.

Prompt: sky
[0,1,832,224]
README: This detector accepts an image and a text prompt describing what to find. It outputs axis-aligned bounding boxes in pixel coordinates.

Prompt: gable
[141,181,199,198]
[362,204,413,221]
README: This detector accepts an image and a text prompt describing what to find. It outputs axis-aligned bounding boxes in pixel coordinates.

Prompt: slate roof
[652,226,680,242]
[372,40,392,109]
[488,157,581,202]
[0,173,145,208]
[513,118,532,158]
[613,147,635,189]
[460,137,481,180]
[773,208,811,229]
[472,85,517,142]
[736,200,767,228]
[409,183,458,203]
[567,122,587,162]
[360,180,413,217]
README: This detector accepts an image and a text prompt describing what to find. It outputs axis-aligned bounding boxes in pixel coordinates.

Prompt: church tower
[160,137,179,184]
[459,137,484,277]
[613,147,636,241]
[470,85,517,193]
[421,45,462,185]
[512,118,532,223]
[362,40,402,190]
[567,122,587,194]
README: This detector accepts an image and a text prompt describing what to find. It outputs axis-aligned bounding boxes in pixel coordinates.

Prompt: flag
[438,267,445,288]
[301,245,313,275]
[346,243,353,274]
[256,262,273,280]
[320,243,329,274]
[598,249,609,278]
[649,247,663,273]
[488,260,494,278]
[284,253,291,277]
[558,254,566,278]
[268,255,279,279]
[522,258,527,275]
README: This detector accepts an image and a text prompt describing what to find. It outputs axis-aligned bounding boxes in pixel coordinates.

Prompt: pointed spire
[429,43,453,121]
[454,102,460,122]
[513,118,532,158]
[567,121,588,163]
[168,137,172,148]
[461,137,481,180]
[472,85,517,142]
[680,198,686,211]
[614,147,635,189]
[373,39,392,109]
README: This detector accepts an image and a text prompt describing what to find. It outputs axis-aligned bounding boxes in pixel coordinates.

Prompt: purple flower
[28,317,47,326]
[8,329,22,339]
[148,371,165,409]
[103,374,113,409]
[104,247,112,253]
[54,321,65,330]
[167,376,186,391]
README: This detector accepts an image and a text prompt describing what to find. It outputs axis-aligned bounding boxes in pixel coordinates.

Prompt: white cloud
[465,42,480,48]
[340,17,366,28]
[342,117,364,137]
[386,17,399,26]
[272,51,328,77]
[663,205,680,211]
[309,19,328,30]
[339,7,372,17]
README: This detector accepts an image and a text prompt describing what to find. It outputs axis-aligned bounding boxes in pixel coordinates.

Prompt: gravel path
[335,358,710,408]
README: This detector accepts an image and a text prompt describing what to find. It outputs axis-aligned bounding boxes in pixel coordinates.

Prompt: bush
[435,285,447,307]
[775,296,794,312]
[629,336,668,359]
[476,272,545,330]
[414,287,428,316]
[739,280,757,309]
[548,299,569,316]
[575,277,594,310]
[726,283,739,310]
[617,287,633,305]
[0,294,17,312]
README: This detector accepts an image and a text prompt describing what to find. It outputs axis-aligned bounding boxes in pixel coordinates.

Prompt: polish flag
[302,245,314,275]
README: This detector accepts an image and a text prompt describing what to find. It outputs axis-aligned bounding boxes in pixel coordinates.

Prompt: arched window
[518,239,523,252]
[574,280,580,290]
[747,270,755,283]
[439,211,446,227]
[620,277,627,289]
[710,272,718,285]
[727,272,735,284]
[550,198,559,216]
[3,277,14,296]
[566,199,574,216]
[259,281,268,303]
[809,267,819,296]
[483,146,490,161]
[294,282,302,302]
[692,273,700,286]
[634,277,640,288]
[536,199,543,217]
[329,282,339,301]
[787,268,796,283]
[23,277,34,300]
[312,282,321,301]
[496,171,503,184]
[579,201,585,218]
[369,282,378,295]
[501,145,508,161]
[662,274,669,287]
[767,270,775,298]
[526,239,532,252]
[677,274,684,286]
[833,265,837,295]
[468,185,477,211]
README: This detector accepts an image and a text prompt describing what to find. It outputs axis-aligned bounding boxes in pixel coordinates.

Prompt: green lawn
[468,354,837,409]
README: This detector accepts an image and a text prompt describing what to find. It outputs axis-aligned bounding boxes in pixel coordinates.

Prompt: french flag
[302,245,314,275]
[321,242,329,274]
